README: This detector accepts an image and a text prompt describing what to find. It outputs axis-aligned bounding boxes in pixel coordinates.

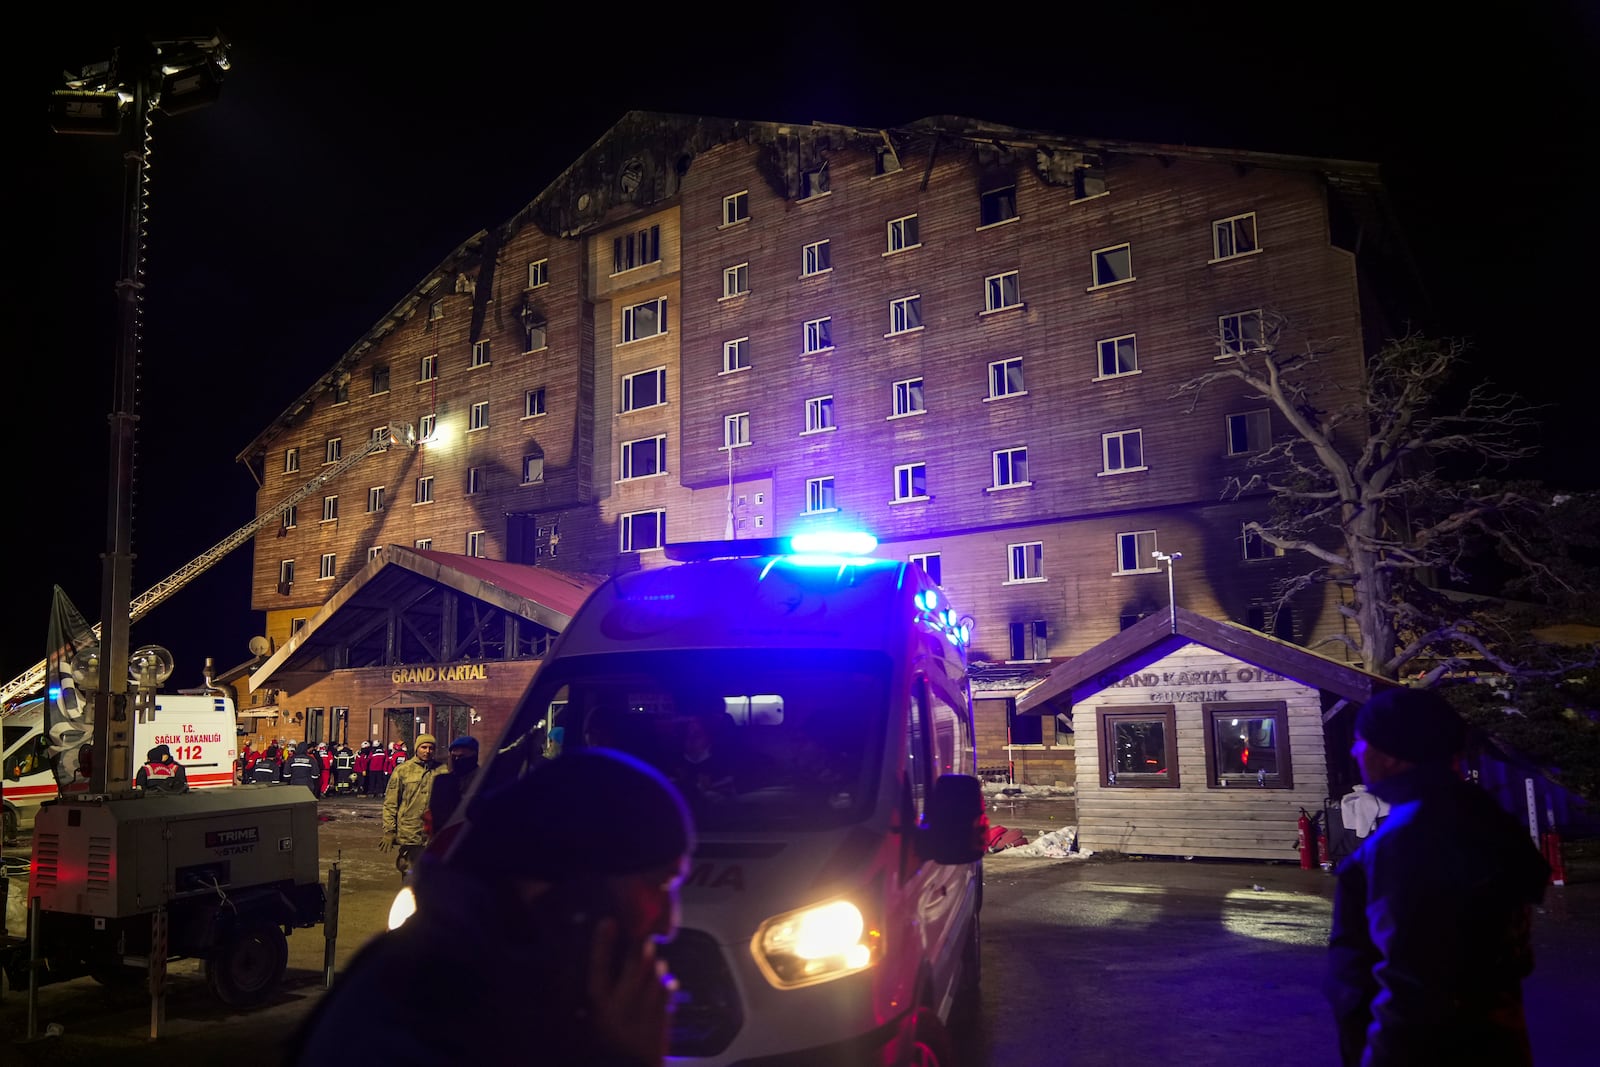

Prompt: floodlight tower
[48,34,229,793]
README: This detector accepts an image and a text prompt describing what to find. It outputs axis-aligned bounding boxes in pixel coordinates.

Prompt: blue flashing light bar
[788,531,878,556]
[664,531,881,563]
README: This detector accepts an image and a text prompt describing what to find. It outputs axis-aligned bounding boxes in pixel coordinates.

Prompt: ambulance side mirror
[917,773,987,865]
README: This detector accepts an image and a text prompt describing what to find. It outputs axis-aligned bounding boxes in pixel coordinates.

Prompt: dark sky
[15,6,1596,694]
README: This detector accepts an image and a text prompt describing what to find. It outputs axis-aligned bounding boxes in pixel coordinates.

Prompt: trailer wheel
[206,917,287,1007]
[2,803,18,846]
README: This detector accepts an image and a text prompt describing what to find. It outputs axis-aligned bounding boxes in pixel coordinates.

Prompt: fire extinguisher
[1298,808,1316,870]
[1317,810,1330,869]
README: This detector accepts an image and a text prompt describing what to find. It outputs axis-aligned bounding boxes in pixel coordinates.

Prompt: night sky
[15,6,1595,694]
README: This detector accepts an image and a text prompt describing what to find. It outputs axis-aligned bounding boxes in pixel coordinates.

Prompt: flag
[45,585,97,793]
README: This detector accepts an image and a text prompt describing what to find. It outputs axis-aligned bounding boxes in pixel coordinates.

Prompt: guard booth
[1016,607,1397,862]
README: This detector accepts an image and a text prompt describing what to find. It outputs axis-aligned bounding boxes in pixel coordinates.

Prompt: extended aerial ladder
[0,422,416,711]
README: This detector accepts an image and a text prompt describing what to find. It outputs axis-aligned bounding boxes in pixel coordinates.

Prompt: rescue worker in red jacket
[136,744,190,794]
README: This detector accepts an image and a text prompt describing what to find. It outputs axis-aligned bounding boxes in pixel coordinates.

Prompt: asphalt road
[3,796,1596,1066]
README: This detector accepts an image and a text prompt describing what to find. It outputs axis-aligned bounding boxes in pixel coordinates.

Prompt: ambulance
[455,531,987,1066]
[2,693,238,838]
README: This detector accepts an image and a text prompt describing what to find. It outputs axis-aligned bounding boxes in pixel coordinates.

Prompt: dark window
[980,185,1018,226]
[1203,701,1293,789]
[1099,705,1179,787]
[1008,620,1048,661]
[1008,698,1042,745]
[371,366,390,394]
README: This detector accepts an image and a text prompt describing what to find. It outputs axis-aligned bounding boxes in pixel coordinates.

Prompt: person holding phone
[289,747,694,1066]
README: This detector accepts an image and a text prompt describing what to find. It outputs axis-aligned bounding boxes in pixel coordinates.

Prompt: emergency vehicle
[2,693,237,839]
[449,531,987,1066]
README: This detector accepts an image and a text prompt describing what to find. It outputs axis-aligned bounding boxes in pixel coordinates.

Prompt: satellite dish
[129,644,176,686]
[249,635,272,657]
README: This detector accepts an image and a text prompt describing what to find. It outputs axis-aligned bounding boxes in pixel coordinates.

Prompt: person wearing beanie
[1325,687,1550,1066]
[290,748,694,1066]
[379,734,444,877]
[426,735,481,834]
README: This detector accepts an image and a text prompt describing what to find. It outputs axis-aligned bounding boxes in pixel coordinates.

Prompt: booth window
[1098,705,1178,787]
[1202,701,1293,789]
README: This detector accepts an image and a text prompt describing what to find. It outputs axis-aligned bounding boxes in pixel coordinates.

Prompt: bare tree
[1176,319,1579,682]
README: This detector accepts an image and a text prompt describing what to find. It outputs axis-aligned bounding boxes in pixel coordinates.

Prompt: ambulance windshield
[495,649,891,832]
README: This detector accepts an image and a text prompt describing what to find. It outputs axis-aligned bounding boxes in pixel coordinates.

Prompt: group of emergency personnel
[236,738,414,799]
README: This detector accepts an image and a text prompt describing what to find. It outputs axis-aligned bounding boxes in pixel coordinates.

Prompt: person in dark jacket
[289,748,694,1066]
[1325,687,1550,1067]
[135,744,189,794]
[427,736,480,833]
[283,742,324,798]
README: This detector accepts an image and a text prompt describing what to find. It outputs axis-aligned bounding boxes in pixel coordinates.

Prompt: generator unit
[7,785,325,1005]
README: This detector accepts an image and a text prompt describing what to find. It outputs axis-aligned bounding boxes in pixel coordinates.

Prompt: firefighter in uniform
[333,744,357,795]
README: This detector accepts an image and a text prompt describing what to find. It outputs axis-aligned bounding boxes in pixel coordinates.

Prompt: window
[803,317,832,354]
[368,546,383,562]
[416,476,434,504]
[892,377,925,417]
[1242,523,1283,561]
[1008,696,1043,745]
[467,530,486,558]
[428,300,444,323]
[524,388,547,419]
[366,486,384,513]
[722,263,749,299]
[723,412,751,449]
[802,240,831,276]
[894,463,928,502]
[527,258,548,289]
[1227,409,1271,455]
[523,308,548,352]
[331,380,349,405]
[910,552,941,584]
[281,504,298,530]
[522,455,544,484]
[622,367,666,412]
[875,145,902,175]
[805,476,836,514]
[1115,530,1159,573]
[1007,541,1044,583]
[804,395,836,433]
[886,214,920,253]
[324,437,342,464]
[470,401,489,431]
[621,509,666,552]
[1204,701,1292,788]
[1100,705,1179,787]
[1101,429,1146,474]
[319,553,336,580]
[722,191,749,226]
[1091,243,1134,288]
[1074,166,1106,200]
[292,617,307,632]
[979,185,1018,227]
[722,337,750,374]
[1248,602,1296,641]
[371,425,390,450]
[414,538,433,550]
[800,163,829,199]
[984,271,1021,312]
[1212,212,1259,261]
[420,354,437,382]
[284,447,299,474]
[467,466,483,495]
[471,340,491,368]
[989,358,1025,399]
[419,413,437,440]
[992,446,1030,489]
[321,495,338,523]
[1218,310,1266,356]
[1097,334,1138,378]
[1009,620,1048,661]
[620,435,667,479]
[278,560,294,586]
[888,295,922,334]
[371,365,390,394]
[621,297,668,343]
[612,226,660,274]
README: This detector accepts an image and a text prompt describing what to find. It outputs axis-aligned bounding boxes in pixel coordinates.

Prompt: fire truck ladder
[0,422,416,711]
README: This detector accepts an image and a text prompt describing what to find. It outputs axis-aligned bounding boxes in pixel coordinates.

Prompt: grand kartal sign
[390,663,491,685]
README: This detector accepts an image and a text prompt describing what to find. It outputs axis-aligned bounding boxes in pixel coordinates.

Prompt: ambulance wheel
[207,917,287,1007]
[905,1005,956,1067]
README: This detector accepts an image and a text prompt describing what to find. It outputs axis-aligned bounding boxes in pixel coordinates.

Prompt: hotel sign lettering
[1096,665,1285,704]
[390,663,489,684]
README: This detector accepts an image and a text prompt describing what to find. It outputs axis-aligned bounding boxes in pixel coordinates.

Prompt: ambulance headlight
[387,886,417,930]
[751,898,879,988]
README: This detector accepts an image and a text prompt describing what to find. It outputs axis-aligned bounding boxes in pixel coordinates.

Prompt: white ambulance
[455,532,987,1066]
[2,694,238,838]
